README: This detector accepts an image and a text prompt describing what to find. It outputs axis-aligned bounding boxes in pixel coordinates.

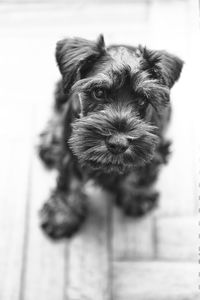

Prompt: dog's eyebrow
[132,71,162,94]
[131,70,170,110]
[72,75,112,92]
[132,71,157,92]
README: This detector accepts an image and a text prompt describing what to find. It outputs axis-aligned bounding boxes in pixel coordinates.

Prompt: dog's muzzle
[68,105,159,173]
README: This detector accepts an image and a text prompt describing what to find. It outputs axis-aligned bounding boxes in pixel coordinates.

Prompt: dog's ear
[141,47,184,88]
[56,35,106,93]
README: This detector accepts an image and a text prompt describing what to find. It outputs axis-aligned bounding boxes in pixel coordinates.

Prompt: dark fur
[38,35,183,239]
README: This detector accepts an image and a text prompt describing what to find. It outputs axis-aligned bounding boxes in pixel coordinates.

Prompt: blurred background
[0,0,199,299]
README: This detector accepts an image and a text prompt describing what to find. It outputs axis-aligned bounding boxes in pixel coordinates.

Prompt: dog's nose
[106,135,129,154]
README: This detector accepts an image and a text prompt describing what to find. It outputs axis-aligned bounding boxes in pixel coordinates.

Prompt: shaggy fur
[38,35,183,239]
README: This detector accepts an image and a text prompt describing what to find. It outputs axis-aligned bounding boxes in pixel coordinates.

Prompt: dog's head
[56,35,183,174]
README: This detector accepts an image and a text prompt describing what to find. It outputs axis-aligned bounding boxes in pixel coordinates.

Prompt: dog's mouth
[69,136,158,174]
[85,158,135,174]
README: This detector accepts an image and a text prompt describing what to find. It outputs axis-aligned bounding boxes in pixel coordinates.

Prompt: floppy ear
[141,47,184,88]
[56,35,106,94]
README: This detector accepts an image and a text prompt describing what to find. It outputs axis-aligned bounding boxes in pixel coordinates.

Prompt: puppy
[38,35,183,239]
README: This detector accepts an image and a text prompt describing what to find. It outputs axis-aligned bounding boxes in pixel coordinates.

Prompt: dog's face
[56,35,183,174]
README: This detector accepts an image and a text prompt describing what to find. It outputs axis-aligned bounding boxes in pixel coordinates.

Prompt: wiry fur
[38,35,183,239]
[69,105,158,173]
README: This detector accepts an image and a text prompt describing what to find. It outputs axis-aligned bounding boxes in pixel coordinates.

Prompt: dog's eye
[138,99,145,106]
[137,98,147,108]
[92,88,106,100]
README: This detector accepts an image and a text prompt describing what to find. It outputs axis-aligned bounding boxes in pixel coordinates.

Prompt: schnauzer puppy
[38,35,183,239]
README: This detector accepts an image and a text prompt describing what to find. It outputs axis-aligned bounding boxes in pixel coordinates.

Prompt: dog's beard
[68,107,159,174]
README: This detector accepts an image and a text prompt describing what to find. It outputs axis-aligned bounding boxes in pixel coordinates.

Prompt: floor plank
[66,184,112,300]
[113,262,199,300]
[156,216,198,261]
[0,140,32,300]
[20,101,66,300]
[22,155,66,300]
[112,208,155,261]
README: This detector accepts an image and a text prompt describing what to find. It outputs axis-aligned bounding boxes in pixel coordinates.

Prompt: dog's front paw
[40,191,88,239]
[116,191,159,217]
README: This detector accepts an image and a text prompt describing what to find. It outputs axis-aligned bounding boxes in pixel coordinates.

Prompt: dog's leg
[116,140,171,217]
[38,81,69,169]
[38,111,64,169]
[116,184,159,217]
[40,188,87,239]
[39,163,88,239]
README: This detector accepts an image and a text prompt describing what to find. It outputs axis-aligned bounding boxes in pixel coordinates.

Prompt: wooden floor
[0,0,199,299]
